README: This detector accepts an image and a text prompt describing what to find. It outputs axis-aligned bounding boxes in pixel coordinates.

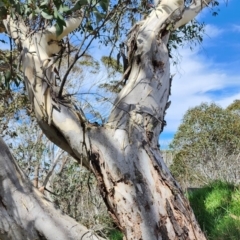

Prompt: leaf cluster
[170,102,240,155]
[0,49,22,90]
[170,102,240,186]
[52,160,114,231]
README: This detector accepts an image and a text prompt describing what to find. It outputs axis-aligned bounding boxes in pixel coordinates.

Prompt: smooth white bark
[175,0,212,29]
[2,0,214,239]
[47,17,82,40]
[0,137,104,240]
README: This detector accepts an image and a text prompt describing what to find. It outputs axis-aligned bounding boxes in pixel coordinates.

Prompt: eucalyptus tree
[170,103,240,187]
[0,0,221,239]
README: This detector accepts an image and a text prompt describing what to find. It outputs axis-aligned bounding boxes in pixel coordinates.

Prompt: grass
[106,181,240,239]
[108,229,124,240]
[188,181,240,240]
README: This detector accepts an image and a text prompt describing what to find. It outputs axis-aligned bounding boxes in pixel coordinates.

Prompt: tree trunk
[0,137,104,240]
[2,0,213,239]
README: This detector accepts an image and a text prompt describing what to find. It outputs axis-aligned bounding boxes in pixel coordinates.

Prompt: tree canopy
[0,0,217,93]
[170,102,240,187]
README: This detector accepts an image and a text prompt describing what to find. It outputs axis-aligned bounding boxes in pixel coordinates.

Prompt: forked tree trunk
[1,0,212,239]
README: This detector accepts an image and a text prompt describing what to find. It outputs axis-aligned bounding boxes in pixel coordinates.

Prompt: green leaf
[41,11,53,19]
[62,5,70,12]
[54,8,59,18]
[93,10,104,25]
[99,0,109,12]
[70,0,88,12]
[35,7,41,14]
[53,0,62,9]
[4,71,10,80]
[55,18,66,36]
[24,5,30,15]
[40,0,49,7]
[55,22,63,36]
[59,4,70,13]
[58,13,65,21]
[54,8,65,22]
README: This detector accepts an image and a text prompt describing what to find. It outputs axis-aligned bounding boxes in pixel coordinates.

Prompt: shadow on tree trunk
[0,137,104,240]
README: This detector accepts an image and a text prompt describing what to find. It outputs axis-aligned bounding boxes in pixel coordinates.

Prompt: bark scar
[0,196,7,210]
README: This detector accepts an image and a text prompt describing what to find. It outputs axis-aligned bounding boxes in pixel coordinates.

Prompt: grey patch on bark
[158,221,170,240]
[36,230,48,240]
[170,194,187,216]
[166,199,188,239]
[0,196,7,210]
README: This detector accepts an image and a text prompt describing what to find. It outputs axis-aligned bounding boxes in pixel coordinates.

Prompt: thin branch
[42,150,65,187]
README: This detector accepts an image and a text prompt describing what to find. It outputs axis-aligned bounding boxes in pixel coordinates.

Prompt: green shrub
[188,181,240,240]
[108,229,123,240]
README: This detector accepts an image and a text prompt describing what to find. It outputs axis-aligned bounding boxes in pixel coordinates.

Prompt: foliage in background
[0,116,123,239]
[0,53,122,239]
[52,159,114,234]
[188,181,240,240]
[0,0,221,92]
[170,102,240,188]
[226,99,240,114]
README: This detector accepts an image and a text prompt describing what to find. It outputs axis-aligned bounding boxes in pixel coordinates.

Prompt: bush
[188,181,240,240]
[170,102,240,187]
[108,229,123,240]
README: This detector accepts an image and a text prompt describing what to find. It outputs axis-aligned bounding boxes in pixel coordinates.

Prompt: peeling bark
[1,0,214,239]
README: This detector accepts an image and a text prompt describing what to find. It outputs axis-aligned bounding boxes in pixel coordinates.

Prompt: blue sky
[1,1,239,149]
[160,0,240,148]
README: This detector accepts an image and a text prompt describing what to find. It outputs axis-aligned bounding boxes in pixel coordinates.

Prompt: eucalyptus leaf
[54,8,59,18]
[40,0,49,7]
[41,11,53,20]
[55,18,66,36]
[99,0,109,12]
[70,0,88,12]
[55,22,63,36]
[94,10,104,25]
[60,5,70,13]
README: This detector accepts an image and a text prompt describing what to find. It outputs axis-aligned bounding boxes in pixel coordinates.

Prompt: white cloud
[164,47,240,136]
[232,24,240,33]
[216,92,240,108]
[204,24,224,38]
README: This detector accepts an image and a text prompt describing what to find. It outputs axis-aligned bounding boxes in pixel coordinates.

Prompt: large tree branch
[47,17,82,41]
[102,0,210,237]
[0,137,105,240]
[175,0,212,29]
[3,16,94,168]
[3,16,27,45]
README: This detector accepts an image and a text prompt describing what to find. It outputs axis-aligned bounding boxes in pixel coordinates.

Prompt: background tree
[0,0,222,239]
[226,99,240,115]
[0,50,120,237]
[170,102,240,189]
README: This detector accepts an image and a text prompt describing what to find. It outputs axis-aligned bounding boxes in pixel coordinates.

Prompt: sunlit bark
[0,137,104,240]
[2,0,213,239]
